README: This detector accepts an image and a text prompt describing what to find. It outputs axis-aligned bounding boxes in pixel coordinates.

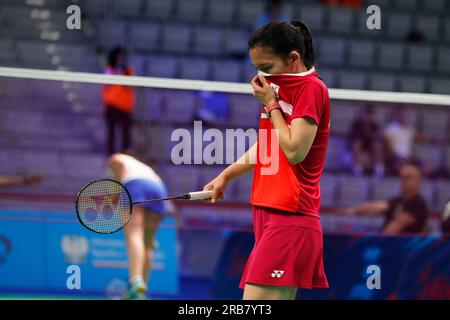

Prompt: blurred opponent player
[108,153,171,299]
[204,21,330,299]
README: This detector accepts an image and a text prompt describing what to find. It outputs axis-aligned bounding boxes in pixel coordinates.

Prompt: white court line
[0,66,450,106]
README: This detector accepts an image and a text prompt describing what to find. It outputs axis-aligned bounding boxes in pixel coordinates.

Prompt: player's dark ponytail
[289,20,315,70]
[248,20,316,70]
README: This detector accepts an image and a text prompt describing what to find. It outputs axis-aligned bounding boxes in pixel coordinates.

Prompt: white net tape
[1,66,450,106]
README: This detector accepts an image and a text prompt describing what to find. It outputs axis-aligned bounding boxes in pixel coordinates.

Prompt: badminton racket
[75,178,212,234]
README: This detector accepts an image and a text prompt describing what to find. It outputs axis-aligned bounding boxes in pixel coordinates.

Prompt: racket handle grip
[187,190,213,201]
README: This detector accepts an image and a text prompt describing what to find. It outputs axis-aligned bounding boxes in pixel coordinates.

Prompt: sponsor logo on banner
[61,235,89,264]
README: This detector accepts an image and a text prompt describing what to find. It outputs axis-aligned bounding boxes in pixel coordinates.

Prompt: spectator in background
[103,47,135,155]
[348,105,385,177]
[255,0,291,29]
[342,162,429,235]
[0,175,42,187]
[383,107,418,175]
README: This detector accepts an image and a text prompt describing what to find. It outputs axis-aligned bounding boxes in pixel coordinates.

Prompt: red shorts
[239,206,329,289]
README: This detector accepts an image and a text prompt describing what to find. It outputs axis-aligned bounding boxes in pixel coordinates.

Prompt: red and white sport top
[250,67,331,217]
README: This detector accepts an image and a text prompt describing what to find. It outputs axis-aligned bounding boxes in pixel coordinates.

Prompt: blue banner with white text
[0,209,179,296]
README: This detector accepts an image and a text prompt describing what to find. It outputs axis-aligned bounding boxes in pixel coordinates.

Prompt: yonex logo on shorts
[271,270,285,278]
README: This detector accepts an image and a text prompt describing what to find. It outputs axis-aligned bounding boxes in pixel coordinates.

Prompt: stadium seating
[235,172,253,203]
[412,143,445,173]
[378,43,405,71]
[406,44,434,72]
[337,70,367,90]
[420,109,449,141]
[434,180,450,212]
[429,78,450,94]
[416,15,441,41]
[146,55,178,78]
[211,60,243,83]
[163,90,197,123]
[228,94,260,128]
[130,22,160,52]
[205,0,235,25]
[97,20,127,48]
[223,27,250,56]
[175,0,205,23]
[329,102,358,135]
[162,165,200,195]
[368,72,398,92]
[82,0,109,18]
[337,176,370,207]
[437,47,450,73]
[298,5,326,32]
[399,76,426,93]
[422,0,446,12]
[395,0,419,11]
[1,1,449,93]
[327,6,355,34]
[348,40,377,68]
[319,174,337,207]
[372,178,401,201]
[236,0,264,27]
[113,0,142,19]
[192,26,224,56]
[179,57,210,80]
[318,37,347,66]
[161,23,193,54]
[386,12,412,39]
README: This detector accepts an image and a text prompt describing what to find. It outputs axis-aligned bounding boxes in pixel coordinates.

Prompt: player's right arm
[343,200,389,216]
[203,143,257,203]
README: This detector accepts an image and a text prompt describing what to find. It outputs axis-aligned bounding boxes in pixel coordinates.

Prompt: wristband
[264,101,281,117]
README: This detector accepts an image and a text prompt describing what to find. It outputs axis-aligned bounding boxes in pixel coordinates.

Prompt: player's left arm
[383,212,416,235]
[270,113,318,165]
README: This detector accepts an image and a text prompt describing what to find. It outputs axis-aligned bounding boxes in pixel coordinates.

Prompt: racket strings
[76,179,132,233]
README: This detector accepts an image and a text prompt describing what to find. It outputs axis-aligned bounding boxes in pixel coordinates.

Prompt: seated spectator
[383,107,419,175]
[342,162,429,235]
[348,105,385,177]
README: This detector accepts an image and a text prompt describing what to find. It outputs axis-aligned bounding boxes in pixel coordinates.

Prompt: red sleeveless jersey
[250,68,331,217]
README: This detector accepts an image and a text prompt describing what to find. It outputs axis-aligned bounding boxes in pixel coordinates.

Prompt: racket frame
[75,178,133,234]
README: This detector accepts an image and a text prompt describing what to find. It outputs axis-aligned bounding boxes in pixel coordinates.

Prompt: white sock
[130,277,147,291]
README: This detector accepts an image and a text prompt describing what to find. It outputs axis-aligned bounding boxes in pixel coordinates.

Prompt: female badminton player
[108,153,170,300]
[204,21,330,300]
